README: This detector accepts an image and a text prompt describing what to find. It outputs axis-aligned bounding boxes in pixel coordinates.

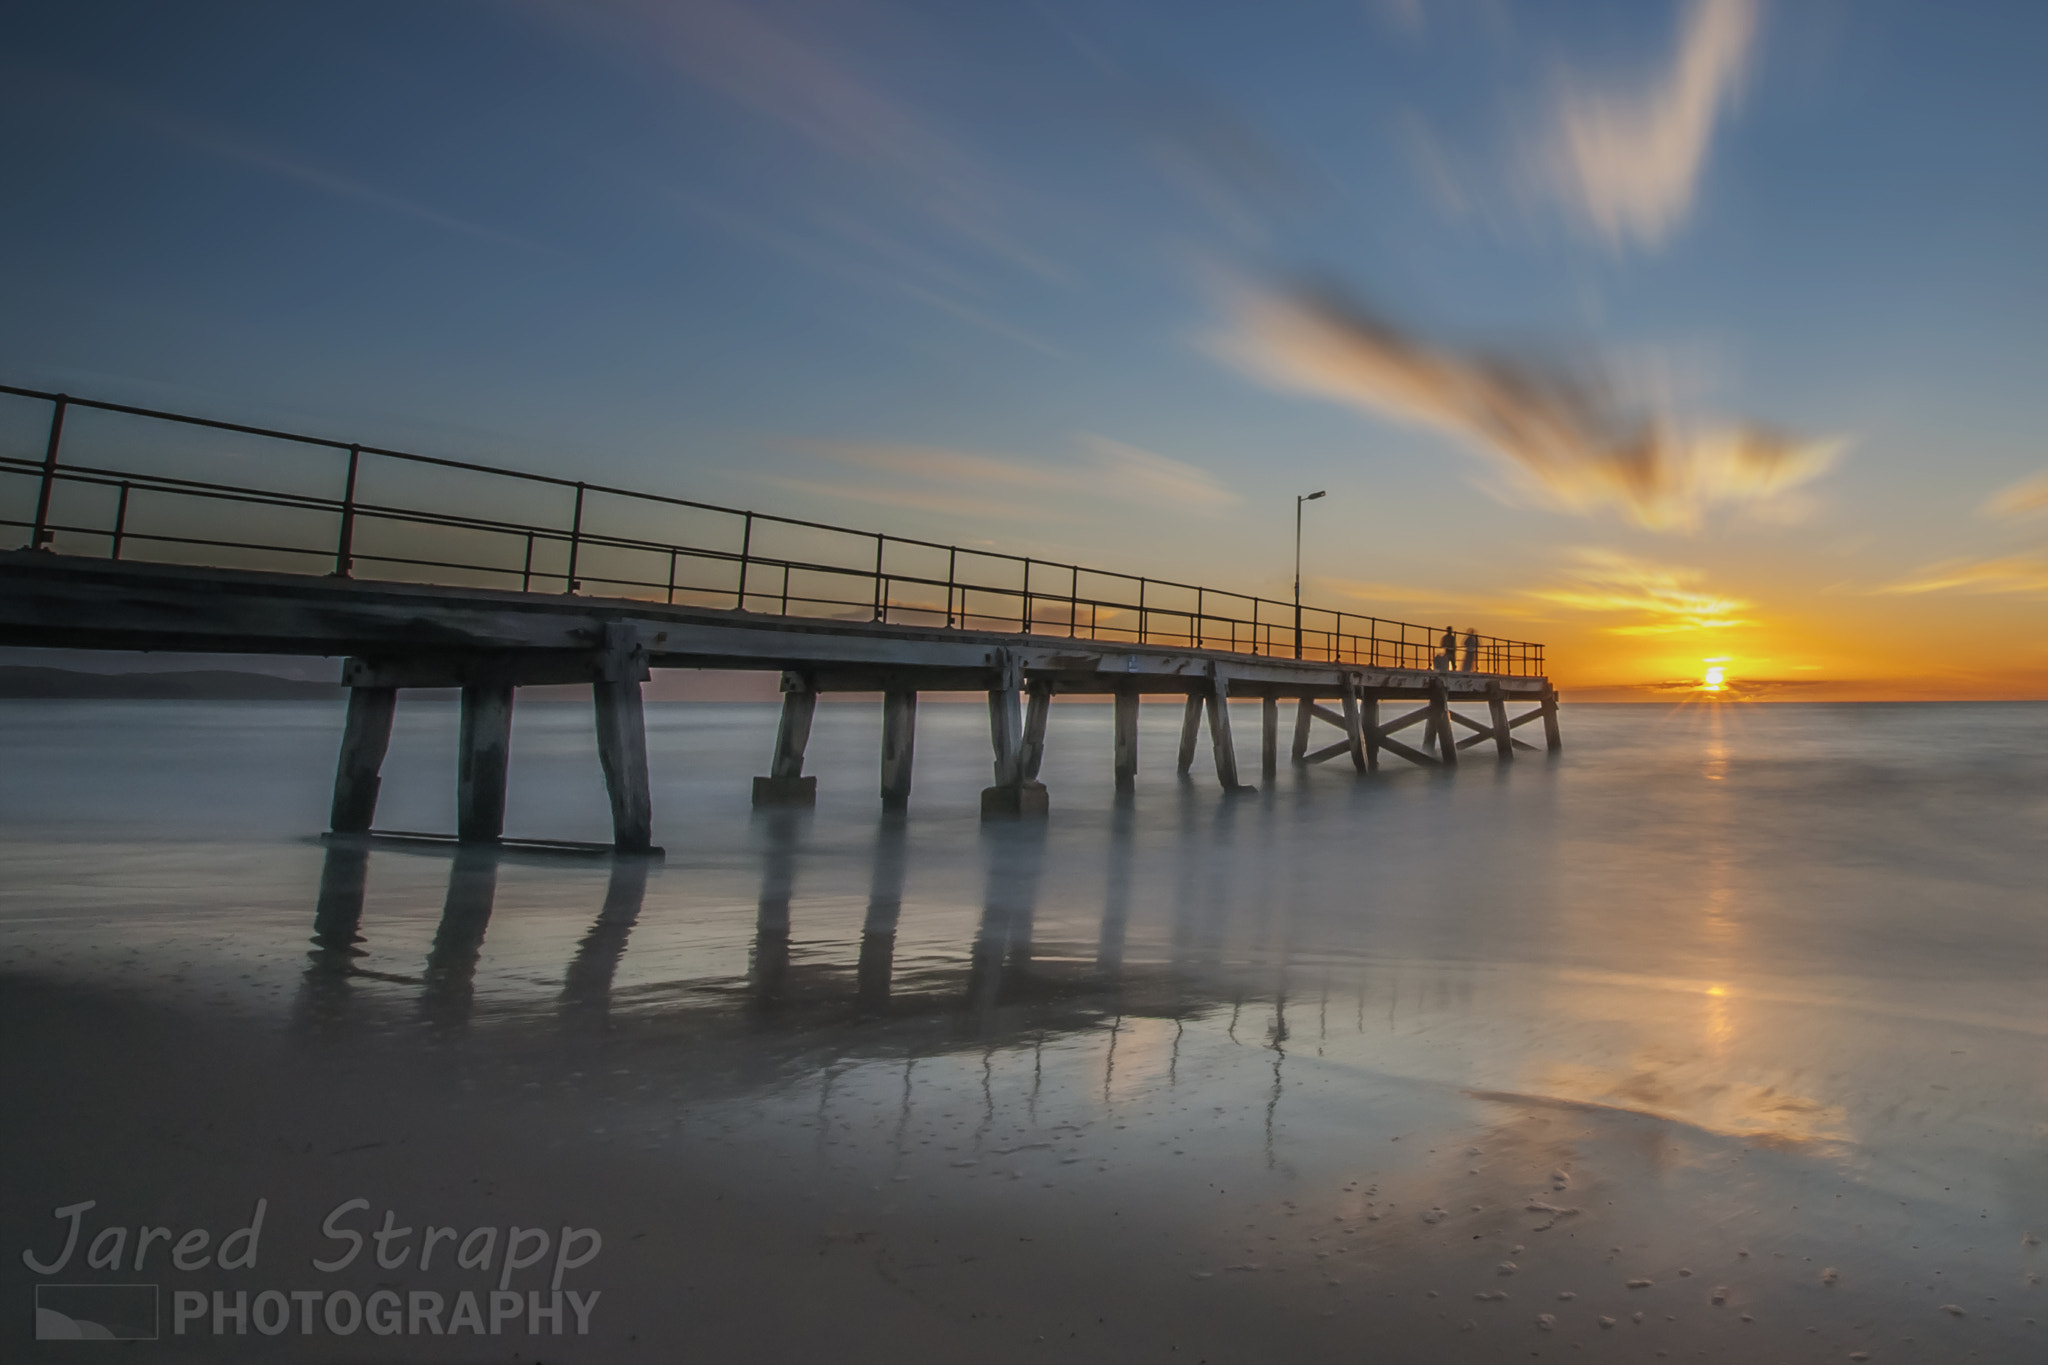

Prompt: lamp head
[1303,490,1326,501]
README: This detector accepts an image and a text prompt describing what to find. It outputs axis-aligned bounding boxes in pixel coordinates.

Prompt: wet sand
[4,699,2046,1361]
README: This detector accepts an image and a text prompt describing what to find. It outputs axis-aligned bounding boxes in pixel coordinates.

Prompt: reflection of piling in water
[419,847,499,1029]
[857,814,909,1011]
[966,819,1047,1017]
[295,843,371,1029]
[1095,793,1135,979]
[559,856,653,1025]
[750,807,806,1006]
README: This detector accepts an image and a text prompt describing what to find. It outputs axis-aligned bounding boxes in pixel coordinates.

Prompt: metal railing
[0,384,1545,676]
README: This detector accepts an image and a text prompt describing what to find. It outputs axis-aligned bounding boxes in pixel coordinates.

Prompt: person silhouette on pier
[1461,628,1479,673]
[1437,627,1456,673]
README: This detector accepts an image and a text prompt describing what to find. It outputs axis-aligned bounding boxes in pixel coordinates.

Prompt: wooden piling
[880,687,917,810]
[1261,694,1279,782]
[1176,694,1203,774]
[1340,675,1367,773]
[1112,686,1139,790]
[1204,672,1247,791]
[456,681,514,842]
[1541,685,1562,752]
[981,650,1046,816]
[1020,680,1051,781]
[329,685,396,833]
[753,672,818,806]
[1486,681,1513,761]
[1427,677,1457,769]
[1291,697,1314,762]
[1361,692,1381,770]
[593,676,654,851]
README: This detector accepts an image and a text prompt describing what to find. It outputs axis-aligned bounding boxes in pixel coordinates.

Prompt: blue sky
[3,0,2045,694]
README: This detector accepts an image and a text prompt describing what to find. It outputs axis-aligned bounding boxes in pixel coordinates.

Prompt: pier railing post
[329,681,397,833]
[28,395,67,551]
[333,444,360,578]
[754,672,819,806]
[593,623,656,852]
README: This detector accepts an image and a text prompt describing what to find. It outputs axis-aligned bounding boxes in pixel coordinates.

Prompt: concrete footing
[980,781,1050,819]
[753,775,819,807]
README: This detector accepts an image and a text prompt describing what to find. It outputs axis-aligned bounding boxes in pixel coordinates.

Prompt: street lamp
[1294,490,1325,660]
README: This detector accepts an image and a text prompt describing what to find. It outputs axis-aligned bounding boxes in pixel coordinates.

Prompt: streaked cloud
[1213,282,1841,530]
[1879,554,2048,598]
[1545,0,1758,250]
[782,436,1238,521]
[1081,435,1238,509]
[1982,470,2048,520]
[590,0,1058,280]
[1527,548,1750,633]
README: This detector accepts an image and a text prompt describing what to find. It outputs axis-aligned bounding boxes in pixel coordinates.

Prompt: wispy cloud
[1213,281,1841,530]
[1527,548,1750,633]
[589,0,1059,280]
[1879,554,2048,598]
[1545,0,1759,250]
[781,435,1238,521]
[1983,470,2048,519]
[1081,435,1238,509]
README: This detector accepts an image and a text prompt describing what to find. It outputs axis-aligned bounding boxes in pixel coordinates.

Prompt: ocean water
[3,697,2045,1362]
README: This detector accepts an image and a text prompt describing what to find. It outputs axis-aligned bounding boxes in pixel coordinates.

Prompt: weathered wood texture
[456,682,514,842]
[880,688,917,809]
[329,685,396,833]
[1113,688,1140,790]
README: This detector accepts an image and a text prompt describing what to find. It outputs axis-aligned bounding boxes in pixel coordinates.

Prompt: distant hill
[0,667,344,700]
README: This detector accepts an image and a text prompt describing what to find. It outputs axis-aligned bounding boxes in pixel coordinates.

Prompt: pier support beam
[1112,686,1139,790]
[329,685,396,833]
[1541,686,1562,752]
[456,681,514,842]
[1204,671,1251,792]
[1291,697,1314,763]
[1261,695,1279,782]
[753,672,818,806]
[592,621,655,851]
[1361,692,1381,770]
[981,650,1046,818]
[1486,682,1514,762]
[1340,675,1368,773]
[1020,680,1051,782]
[1176,695,1202,774]
[880,687,917,810]
[1427,678,1457,769]
[594,685,654,852]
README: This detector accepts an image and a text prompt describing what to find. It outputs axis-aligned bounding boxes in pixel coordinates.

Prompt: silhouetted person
[1437,627,1455,672]
[1461,628,1479,672]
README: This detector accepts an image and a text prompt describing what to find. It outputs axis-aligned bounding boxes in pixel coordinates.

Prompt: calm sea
[4,698,2044,1362]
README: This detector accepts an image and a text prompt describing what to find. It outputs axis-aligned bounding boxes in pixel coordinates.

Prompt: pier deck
[0,384,1557,850]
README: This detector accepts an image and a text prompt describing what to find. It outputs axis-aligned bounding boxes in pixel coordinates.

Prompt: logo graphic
[35,1284,159,1340]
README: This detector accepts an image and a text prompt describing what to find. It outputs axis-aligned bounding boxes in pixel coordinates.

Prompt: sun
[1701,657,1730,692]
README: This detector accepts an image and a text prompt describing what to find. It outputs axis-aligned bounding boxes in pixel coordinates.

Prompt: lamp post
[1294,490,1325,660]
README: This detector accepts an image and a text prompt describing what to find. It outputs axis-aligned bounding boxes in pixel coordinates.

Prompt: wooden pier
[0,384,1558,850]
